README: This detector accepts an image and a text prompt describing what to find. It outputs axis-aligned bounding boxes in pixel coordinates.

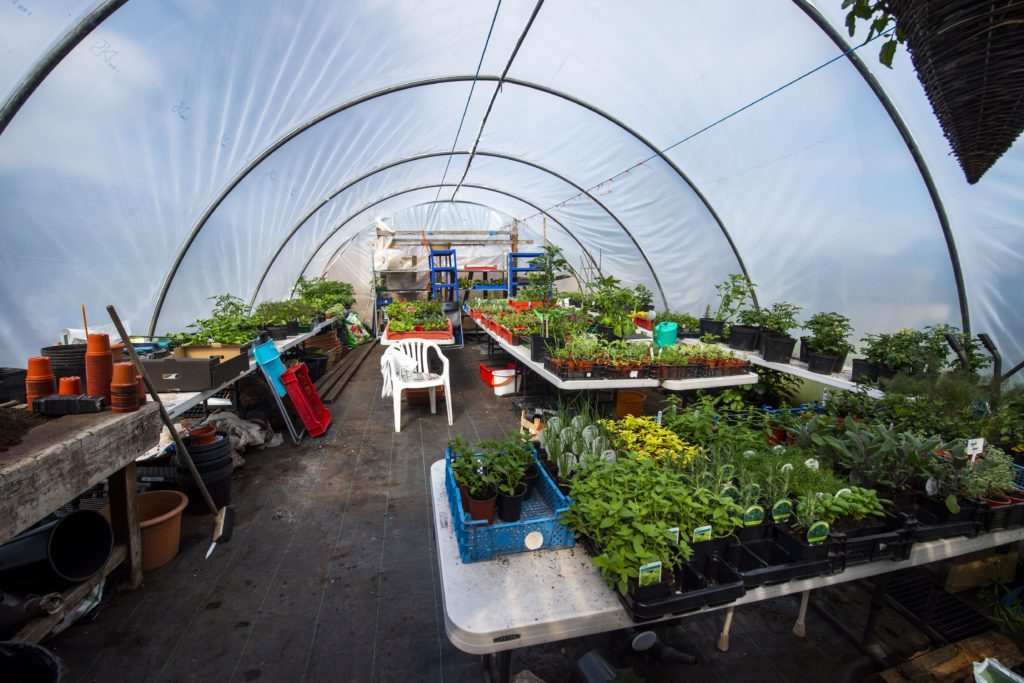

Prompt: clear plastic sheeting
[0,0,1020,380]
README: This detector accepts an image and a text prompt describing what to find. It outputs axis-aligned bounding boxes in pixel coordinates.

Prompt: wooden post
[108,462,143,588]
[543,216,548,246]
[512,219,519,253]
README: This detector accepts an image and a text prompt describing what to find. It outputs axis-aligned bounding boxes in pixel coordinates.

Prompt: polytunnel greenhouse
[0,1,1022,681]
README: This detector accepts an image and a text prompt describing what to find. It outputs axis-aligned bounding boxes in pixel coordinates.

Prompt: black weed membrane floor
[49,341,920,682]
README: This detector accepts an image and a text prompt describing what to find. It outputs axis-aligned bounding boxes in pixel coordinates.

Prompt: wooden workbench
[0,403,161,641]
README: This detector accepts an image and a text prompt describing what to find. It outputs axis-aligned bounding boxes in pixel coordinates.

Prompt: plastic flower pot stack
[85,333,114,403]
[109,362,139,413]
[24,356,56,410]
[58,376,83,395]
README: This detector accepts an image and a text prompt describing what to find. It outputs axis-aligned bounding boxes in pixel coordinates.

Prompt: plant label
[668,527,680,544]
[771,499,793,521]
[638,561,663,587]
[656,410,663,425]
[807,521,829,545]
[629,370,638,378]
[967,438,985,461]
[692,525,712,543]
[743,505,765,527]
[721,485,739,500]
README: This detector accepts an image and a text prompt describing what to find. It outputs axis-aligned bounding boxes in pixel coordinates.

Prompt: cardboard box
[141,348,250,392]
[174,343,247,360]
[941,545,1018,593]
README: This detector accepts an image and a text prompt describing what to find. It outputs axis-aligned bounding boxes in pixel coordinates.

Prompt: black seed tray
[725,538,834,589]
[618,554,745,623]
[32,395,105,416]
[830,513,912,565]
[979,499,1024,532]
[897,496,982,541]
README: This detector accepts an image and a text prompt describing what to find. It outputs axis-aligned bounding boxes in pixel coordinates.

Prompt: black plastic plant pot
[899,495,981,541]
[774,525,832,562]
[798,336,811,363]
[699,318,725,339]
[850,358,880,385]
[676,330,702,341]
[806,352,839,375]
[522,464,541,502]
[530,335,553,363]
[619,555,745,622]
[727,325,760,351]
[761,335,796,364]
[734,522,773,544]
[877,365,898,386]
[728,537,833,588]
[267,325,289,340]
[831,351,848,373]
[689,536,732,564]
[497,484,528,523]
[0,510,114,588]
[286,320,300,335]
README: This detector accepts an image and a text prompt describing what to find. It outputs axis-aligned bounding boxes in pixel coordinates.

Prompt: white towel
[380,346,419,397]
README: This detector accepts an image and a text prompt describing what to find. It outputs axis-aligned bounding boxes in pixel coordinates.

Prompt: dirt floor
[44,338,986,682]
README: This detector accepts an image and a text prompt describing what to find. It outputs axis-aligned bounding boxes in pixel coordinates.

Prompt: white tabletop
[431,460,1024,655]
[470,311,757,392]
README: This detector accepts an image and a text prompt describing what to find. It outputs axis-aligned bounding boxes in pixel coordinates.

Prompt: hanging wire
[422,1,504,230]
[501,26,897,228]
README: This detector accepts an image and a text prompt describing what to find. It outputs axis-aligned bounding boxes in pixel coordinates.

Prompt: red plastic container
[479,363,516,388]
[281,363,331,437]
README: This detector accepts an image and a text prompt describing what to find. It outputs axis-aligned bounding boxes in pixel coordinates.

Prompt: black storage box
[141,348,250,392]
[1,367,27,403]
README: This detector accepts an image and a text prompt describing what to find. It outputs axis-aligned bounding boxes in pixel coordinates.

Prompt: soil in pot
[497,484,528,523]
[466,490,497,524]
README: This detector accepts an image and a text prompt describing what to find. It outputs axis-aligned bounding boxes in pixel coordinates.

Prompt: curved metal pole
[791,0,970,333]
[248,148,625,308]
[0,0,129,136]
[148,75,725,333]
[266,184,597,303]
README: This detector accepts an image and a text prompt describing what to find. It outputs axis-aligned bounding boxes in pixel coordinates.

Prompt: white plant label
[966,438,985,461]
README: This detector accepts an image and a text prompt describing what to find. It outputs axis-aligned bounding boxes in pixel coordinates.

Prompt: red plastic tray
[385,320,453,341]
[281,363,331,437]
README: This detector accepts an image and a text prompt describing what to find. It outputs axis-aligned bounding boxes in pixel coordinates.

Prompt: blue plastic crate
[445,448,574,563]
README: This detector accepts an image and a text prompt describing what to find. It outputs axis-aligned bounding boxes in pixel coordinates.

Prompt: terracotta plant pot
[85,353,114,402]
[187,425,217,447]
[26,356,54,379]
[111,362,135,386]
[982,493,1015,508]
[136,375,147,404]
[101,490,188,572]
[86,333,111,354]
[466,490,497,524]
[58,376,82,395]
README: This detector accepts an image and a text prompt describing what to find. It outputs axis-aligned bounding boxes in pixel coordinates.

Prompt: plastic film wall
[0,0,1020,378]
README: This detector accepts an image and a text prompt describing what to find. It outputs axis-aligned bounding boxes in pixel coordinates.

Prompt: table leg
[108,462,143,589]
[793,590,810,637]
[861,573,891,646]
[717,606,735,652]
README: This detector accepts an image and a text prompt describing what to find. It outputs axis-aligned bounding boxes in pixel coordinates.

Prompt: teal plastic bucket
[653,322,678,347]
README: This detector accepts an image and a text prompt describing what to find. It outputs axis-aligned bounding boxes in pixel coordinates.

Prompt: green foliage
[587,276,638,339]
[741,367,802,408]
[385,299,444,331]
[448,433,534,498]
[804,312,854,357]
[841,0,906,68]
[961,446,1017,500]
[708,273,756,324]
[658,311,700,331]
[294,276,354,312]
[169,294,260,345]
[793,486,889,531]
[252,299,318,327]
[759,302,803,338]
[518,244,571,301]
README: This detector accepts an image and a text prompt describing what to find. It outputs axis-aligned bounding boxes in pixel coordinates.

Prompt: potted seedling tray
[617,554,745,623]
[774,525,835,562]
[444,448,573,563]
[385,320,453,341]
[725,536,834,589]
[898,495,982,542]
[829,513,913,565]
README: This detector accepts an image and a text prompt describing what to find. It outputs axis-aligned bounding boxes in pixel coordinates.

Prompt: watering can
[653,322,678,348]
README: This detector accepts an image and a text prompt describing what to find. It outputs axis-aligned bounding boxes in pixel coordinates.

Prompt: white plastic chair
[389,339,452,432]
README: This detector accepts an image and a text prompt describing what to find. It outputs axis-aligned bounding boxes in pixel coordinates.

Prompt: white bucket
[492,369,520,397]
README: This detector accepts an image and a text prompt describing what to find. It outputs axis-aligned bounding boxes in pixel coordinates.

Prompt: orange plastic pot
[59,376,82,395]
[100,490,188,572]
[111,362,135,386]
[110,344,125,363]
[26,356,53,379]
[86,333,111,354]
[187,425,217,446]
[136,375,147,404]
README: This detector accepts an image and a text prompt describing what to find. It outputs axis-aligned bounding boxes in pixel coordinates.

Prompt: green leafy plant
[252,299,318,327]
[168,294,260,346]
[759,302,802,338]
[657,311,700,331]
[294,276,354,312]
[961,446,1017,500]
[804,312,854,358]
[587,275,638,339]
[841,0,905,68]
[707,273,756,324]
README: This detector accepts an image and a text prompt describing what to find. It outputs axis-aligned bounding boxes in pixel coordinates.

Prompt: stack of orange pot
[110,362,139,413]
[85,333,114,403]
[59,376,83,395]
[136,374,147,404]
[25,356,57,409]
